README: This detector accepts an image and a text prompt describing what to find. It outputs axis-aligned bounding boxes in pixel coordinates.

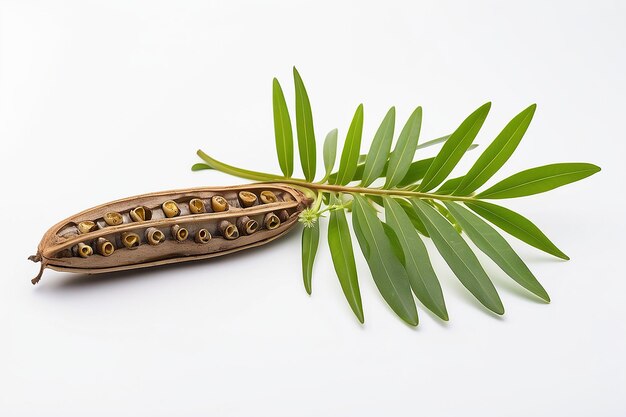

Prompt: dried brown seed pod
[171,225,188,242]
[75,242,93,258]
[263,213,281,230]
[121,232,141,249]
[211,195,229,212]
[104,212,123,226]
[97,238,115,256]
[238,191,258,207]
[130,206,151,222]
[189,198,206,214]
[162,200,180,218]
[146,227,165,245]
[29,184,309,284]
[77,221,97,234]
[237,216,258,235]
[260,190,278,204]
[218,220,239,240]
[195,228,211,244]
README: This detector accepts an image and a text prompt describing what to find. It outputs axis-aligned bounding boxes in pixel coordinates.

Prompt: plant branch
[273,179,477,202]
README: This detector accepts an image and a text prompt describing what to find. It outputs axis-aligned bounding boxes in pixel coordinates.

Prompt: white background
[1,1,625,416]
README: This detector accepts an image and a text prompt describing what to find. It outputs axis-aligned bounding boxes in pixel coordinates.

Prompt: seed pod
[277,209,290,222]
[78,221,96,234]
[218,220,239,240]
[264,212,281,230]
[30,184,310,284]
[97,238,115,256]
[237,216,258,235]
[104,212,123,226]
[171,225,188,242]
[130,206,151,222]
[75,242,93,258]
[121,232,141,249]
[146,227,165,245]
[189,198,206,214]
[211,195,229,212]
[162,200,180,218]
[238,191,258,207]
[195,228,211,244]
[260,190,278,204]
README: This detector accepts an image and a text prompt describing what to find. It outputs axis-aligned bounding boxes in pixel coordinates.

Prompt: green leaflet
[191,163,212,171]
[322,129,339,182]
[415,134,450,150]
[385,107,422,188]
[328,205,364,323]
[352,195,418,325]
[435,176,465,195]
[301,222,320,295]
[382,222,405,265]
[477,163,601,199]
[444,202,550,302]
[411,199,504,315]
[454,104,536,195]
[431,200,462,234]
[397,157,435,187]
[361,107,395,187]
[419,102,491,192]
[383,197,448,320]
[465,200,569,260]
[396,198,429,236]
[334,104,364,185]
[293,67,316,182]
[272,78,294,177]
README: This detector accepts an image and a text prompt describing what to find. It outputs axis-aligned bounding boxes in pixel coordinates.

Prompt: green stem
[196,149,476,203]
[197,150,285,182]
[276,179,477,202]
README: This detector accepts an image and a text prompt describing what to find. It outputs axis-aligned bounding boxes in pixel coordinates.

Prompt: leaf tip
[356,310,365,324]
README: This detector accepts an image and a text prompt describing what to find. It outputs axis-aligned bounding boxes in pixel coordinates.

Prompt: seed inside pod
[171,225,188,242]
[189,198,206,214]
[146,227,165,245]
[76,242,93,258]
[162,200,180,218]
[97,237,115,256]
[277,209,290,222]
[211,195,229,212]
[121,232,141,249]
[237,216,258,235]
[264,212,281,230]
[77,221,96,234]
[130,206,151,222]
[195,228,211,244]
[218,220,239,240]
[238,191,258,207]
[260,190,278,204]
[104,212,123,226]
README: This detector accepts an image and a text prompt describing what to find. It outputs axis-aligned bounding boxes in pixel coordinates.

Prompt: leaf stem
[196,149,476,203]
[274,179,477,202]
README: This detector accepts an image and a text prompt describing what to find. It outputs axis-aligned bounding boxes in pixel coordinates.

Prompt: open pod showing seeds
[29,184,310,284]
